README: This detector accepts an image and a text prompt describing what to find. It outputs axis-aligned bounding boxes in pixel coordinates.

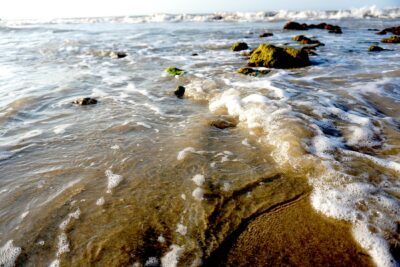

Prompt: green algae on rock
[231,42,249,52]
[381,36,400,43]
[237,67,271,77]
[368,45,385,52]
[164,66,185,76]
[248,44,311,69]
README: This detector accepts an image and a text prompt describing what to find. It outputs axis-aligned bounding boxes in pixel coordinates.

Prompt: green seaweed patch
[381,36,400,43]
[164,66,185,76]
[231,42,249,52]
[237,67,270,77]
[248,44,310,69]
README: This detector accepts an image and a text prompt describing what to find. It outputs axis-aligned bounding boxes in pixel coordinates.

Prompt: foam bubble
[105,169,123,193]
[96,197,105,206]
[175,224,187,236]
[53,124,72,134]
[192,174,205,186]
[161,245,184,267]
[192,187,204,201]
[0,240,21,267]
[177,147,196,161]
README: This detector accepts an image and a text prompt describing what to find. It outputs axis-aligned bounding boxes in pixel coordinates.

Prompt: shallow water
[0,12,400,267]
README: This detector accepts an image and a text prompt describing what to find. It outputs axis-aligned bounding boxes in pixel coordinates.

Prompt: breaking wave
[2,6,400,26]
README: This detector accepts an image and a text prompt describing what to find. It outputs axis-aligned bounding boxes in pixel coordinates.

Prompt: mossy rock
[368,45,385,52]
[231,42,249,52]
[381,36,400,43]
[237,67,271,77]
[164,66,185,76]
[248,44,310,69]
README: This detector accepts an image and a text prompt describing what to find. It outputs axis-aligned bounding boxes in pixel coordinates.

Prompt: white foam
[56,233,69,256]
[145,257,160,267]
[177,147,196,161]
[192,187,204,201]
[96,197,105,206]
[175,224,187,236]
[0,240,21,267]
[105,169,123,193]
[161,245,184,267]
[53,124,72,134]
[48,259,60,267]
[157,235,166,243]
[191,174,205,186]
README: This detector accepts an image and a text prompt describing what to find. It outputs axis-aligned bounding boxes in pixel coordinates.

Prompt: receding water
[0,13,399,267]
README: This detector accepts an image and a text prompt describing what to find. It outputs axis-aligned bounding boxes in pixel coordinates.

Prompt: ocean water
[0,7,400,267]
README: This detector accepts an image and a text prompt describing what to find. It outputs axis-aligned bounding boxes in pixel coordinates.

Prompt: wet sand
[207,197,374,267]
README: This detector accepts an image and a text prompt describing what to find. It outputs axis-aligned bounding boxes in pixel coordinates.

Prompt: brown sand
[206,197,374,267]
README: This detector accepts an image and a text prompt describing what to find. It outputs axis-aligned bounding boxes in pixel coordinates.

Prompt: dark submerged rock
[237,67,271,77]
[174,86,185,98]
[292,35,324,46]
[381,36,400,43]
[210,116,238,129]
[283,21,308,30]
[164,66,185,76]
[368,45,385,52]
[248,44,310,69]
[73,97,97,105]
[231,42,249,52]
[212,15,223,20]
[191,53,199,56]
[259,32,274,38]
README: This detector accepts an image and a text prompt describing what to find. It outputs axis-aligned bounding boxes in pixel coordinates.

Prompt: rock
[212,15,223,20]
[376,30,387,35]
[283,21,308,30]
[174,86,185,98]
[260,32,273,38]
[284,21,342,33]
[368,45,385,52]
[164,66,185,76]
[292,35,324,46]
[231,42,249,52]
[380,26,400,35]
[73,97,97,105]
[110,51,127,59]
[325,24,342,34]
[237,67,271,76]
[210,116,238,129]
[191,53,199,56]
[248,44,311,69]
[381,36,400,43]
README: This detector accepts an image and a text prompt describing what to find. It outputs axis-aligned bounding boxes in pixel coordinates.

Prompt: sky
[0,0,399,20]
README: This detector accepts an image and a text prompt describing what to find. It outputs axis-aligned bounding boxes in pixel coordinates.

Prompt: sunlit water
[0,12,400,267]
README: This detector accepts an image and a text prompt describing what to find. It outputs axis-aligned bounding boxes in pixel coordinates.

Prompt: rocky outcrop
[231,42,249,52]
[248,44,310,69]
[376,26,400,36]
[164,67,185,76]
[73,98,97,105]
[237,67,271,76]
[174,86,185,98]
[381,36,400,43]
[284,21,342,34]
